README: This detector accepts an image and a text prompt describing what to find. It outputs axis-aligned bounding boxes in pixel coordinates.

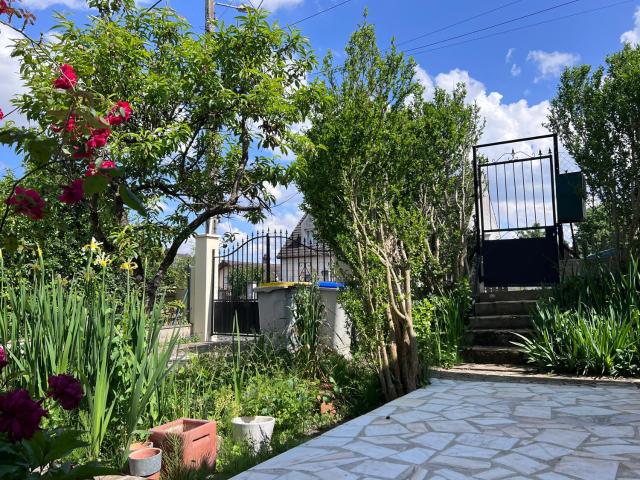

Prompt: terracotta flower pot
[150,418,216,470]
[128,447,162,479]
[231,416,275,452]
[320,401,336,416]
[130,441,153,452]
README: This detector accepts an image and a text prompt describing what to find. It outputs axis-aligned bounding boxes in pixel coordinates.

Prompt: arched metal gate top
[473,133,562,288]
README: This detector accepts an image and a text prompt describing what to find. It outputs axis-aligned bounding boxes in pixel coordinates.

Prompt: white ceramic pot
[231,416,275,452]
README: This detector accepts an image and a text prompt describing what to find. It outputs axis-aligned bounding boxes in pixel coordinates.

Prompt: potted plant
[128,447,162,479]
[149,419,217,470]
[231,416,276,453]
[229,315,276,452]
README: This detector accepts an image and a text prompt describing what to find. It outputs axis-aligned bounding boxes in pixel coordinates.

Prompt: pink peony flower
[53,64,77,90]
[106,101,132,126]
[86,128,111,150]
[47,374,84,411]
[58,179,84,205]
[0,389,48,442]
[0,345,7,371]
[6,186,45,220]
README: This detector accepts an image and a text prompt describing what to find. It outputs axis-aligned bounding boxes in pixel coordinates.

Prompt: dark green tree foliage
[548,44,640,258]
[294,20,481,400]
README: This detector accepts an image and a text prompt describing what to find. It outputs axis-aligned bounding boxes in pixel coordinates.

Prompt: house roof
[277,213,332,259]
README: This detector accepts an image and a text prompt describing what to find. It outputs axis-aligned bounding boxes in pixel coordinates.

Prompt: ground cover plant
[517,258,640,377]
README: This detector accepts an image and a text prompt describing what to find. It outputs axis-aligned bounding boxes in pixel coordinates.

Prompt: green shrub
[413,280,471,368]
[517,258,640,376]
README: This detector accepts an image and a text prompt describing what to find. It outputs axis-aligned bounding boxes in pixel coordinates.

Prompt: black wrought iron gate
[211,230,336,334]
[473,134,562,287]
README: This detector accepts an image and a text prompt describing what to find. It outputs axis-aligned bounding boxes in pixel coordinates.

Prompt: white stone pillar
[191,233,221,341]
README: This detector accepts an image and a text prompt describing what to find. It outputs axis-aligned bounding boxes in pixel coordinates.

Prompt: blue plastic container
[317,281,345,289]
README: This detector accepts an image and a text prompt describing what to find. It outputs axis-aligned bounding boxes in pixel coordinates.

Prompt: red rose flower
[0,1,9,15]
[6,186,45,220]
[51,113,76,134]
[85,161,97,177]
[53,64,77,90]
[86,128,111,150]
[58,179,84,205]
[0,345,7,371]
[106,101,132,126]
[100,159,116,169]
[0,108,4,120]
[47,374,84,411]
[0,389,48,442]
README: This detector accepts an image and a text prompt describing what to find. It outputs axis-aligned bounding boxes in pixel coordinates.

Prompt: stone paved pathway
[232,378,640,479]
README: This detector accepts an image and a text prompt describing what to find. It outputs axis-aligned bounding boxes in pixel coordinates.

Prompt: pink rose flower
[53,64,77,90]
[58,179,84,205]
[106,101,132,126]
[47,374,84,411]
[0,389,48,442]
[6,186,45,220]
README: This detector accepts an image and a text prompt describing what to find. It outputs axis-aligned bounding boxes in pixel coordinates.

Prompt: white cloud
[0,24,26,124]
[419,67,550,147]
[19,0,86,9]
[510,63,521,77]
[259,0,304,12]
[621,6,640,46]
[414,65,434,99]
[526,50,580,81]
[505,48,515,63]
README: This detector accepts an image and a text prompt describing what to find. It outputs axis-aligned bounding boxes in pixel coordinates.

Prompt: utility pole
[204,0,248,235]
[205,0,215,33]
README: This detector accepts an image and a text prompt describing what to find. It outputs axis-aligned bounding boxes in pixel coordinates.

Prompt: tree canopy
[548,43,640,258]
[294,20,482,399]
[2,5,316,297]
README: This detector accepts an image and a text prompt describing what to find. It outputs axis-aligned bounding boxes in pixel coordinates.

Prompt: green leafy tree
[547,44,640,258]
[5,5,316,300]
[294,20,481,400]
[574,204,613,257]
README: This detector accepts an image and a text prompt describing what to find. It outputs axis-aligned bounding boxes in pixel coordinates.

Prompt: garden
[0,0,640,478]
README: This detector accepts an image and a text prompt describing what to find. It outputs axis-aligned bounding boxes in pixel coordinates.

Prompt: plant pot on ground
[128,447,162,480]
[149,418,217,471]
[231,416,276,453]
[130,441,153,452]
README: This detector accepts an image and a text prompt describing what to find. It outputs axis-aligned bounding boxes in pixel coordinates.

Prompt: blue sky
[2,0,640,251]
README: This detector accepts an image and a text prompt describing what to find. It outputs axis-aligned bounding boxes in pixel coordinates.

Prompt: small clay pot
[129,441,153,452]
[128,447,162,478]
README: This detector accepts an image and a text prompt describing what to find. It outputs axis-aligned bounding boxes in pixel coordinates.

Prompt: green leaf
[119,184,147,215]
[83,174,109,195]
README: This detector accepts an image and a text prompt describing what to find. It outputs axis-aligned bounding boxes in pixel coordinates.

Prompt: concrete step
[462,346,527,365]
[431,363,640,387]
[477,289,547,303]
[468,314,533,330]
[465,328,532,347]
[474,300,537,316]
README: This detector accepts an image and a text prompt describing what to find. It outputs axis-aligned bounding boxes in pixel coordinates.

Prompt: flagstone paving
[232,378,640,479]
